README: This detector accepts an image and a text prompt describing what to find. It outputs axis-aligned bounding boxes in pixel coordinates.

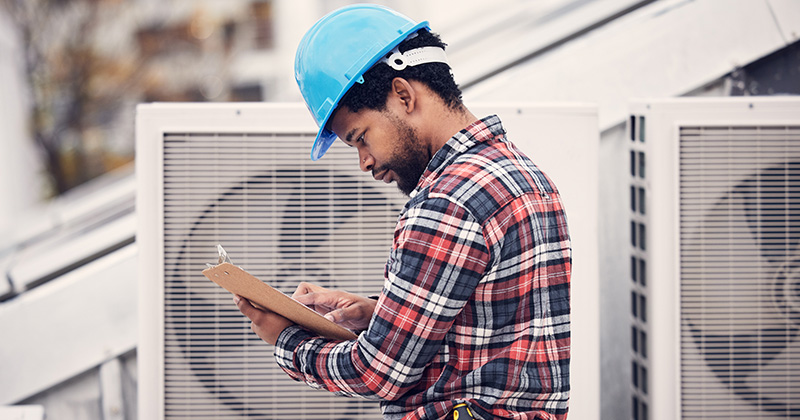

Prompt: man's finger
[325,306,358,324]
[293,291,319,306]
[292,282,328,298]
[294,291,345,315]
[234,295,261,321]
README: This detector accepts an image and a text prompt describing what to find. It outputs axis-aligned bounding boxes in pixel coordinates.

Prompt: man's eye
[357,135,365,144]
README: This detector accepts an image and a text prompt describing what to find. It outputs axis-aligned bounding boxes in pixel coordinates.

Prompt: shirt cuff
[273,325,316,377]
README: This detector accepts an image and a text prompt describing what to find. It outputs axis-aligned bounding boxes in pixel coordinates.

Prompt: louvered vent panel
[679,126,800,419]
[162,132,405,419]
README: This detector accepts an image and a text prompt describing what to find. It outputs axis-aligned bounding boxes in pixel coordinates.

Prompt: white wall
[0,10,44,232]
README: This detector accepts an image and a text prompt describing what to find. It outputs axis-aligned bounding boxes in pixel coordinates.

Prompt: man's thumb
[324,311,337,322]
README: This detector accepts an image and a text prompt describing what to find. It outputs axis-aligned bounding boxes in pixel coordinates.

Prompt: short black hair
[337,29,463,114]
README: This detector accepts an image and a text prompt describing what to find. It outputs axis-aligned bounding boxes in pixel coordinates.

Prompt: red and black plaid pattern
[275,116,571,420]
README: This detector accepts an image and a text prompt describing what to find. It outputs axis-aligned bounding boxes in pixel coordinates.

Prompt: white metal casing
[628,96,800,420]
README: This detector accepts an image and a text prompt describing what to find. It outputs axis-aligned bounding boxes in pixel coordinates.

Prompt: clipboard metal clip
[206,244,232,268]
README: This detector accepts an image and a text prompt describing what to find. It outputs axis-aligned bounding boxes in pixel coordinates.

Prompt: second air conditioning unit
[627,97,800,420]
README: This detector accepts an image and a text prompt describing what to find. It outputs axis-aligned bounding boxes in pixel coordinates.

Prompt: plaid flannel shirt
[275,115,571,420]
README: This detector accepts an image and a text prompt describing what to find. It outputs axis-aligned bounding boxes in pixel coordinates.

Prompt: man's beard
[373,116,430,196]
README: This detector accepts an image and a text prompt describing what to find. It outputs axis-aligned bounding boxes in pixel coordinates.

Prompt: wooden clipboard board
[202,262,357,341]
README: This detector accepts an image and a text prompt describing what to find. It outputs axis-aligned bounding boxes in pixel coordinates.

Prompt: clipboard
[203,261,358,342]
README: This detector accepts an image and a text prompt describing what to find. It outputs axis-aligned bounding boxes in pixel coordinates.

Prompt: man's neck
[426,105,478,153]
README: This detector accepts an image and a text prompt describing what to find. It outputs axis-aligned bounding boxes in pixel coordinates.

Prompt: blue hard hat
[295,4,429,160]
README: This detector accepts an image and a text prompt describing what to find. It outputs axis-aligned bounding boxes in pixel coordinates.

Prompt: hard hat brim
[309,20,430,161]
[311,128,338,162]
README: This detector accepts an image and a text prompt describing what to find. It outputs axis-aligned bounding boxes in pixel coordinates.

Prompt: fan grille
[162,132,405,419]
[679,125,800,418]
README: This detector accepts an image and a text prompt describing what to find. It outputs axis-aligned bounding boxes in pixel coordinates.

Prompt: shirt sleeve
[273,196,491,401]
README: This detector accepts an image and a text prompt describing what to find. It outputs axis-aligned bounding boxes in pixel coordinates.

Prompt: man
[235,4,571,419]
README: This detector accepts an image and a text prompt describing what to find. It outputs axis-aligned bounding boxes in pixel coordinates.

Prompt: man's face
[330,106,430,196]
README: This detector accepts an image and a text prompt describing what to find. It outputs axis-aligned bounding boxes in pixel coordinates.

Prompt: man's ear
[390,77,415,114]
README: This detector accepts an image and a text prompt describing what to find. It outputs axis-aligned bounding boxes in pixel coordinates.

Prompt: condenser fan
[683,161,800,415]
[165,168,402,419]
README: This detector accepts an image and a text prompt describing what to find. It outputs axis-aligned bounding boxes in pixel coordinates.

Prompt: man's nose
[358,149,374,172]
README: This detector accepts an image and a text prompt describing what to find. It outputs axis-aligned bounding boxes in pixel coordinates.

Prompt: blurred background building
[0,0,798,419]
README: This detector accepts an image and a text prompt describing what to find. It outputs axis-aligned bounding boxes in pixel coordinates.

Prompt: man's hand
[234,295,293,345]
[292,282,378,332]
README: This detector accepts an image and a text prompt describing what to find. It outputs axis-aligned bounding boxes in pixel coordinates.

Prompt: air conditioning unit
[627,97,800,420]
[136,102,599,419]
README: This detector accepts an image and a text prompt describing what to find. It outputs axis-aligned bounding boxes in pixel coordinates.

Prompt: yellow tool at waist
[451,403,475,420]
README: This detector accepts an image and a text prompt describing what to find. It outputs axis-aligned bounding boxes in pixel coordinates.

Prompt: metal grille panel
[679,126,800,419]
[162,132,405,419]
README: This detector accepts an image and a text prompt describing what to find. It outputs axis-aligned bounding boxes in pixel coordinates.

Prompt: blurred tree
[0,0,251,196]
[1,0,143,195]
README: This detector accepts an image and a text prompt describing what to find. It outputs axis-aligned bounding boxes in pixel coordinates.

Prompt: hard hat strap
[381,46,450,71]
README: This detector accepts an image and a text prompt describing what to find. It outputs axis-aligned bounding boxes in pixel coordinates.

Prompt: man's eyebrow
[344,128,358,145]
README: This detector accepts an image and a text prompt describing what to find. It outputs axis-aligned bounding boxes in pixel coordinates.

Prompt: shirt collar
[411,115,506,197]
